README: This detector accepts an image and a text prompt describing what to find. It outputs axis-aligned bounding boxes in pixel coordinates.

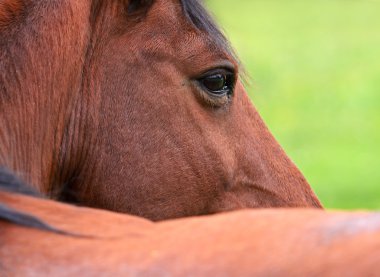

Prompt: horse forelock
[0,0,24,29]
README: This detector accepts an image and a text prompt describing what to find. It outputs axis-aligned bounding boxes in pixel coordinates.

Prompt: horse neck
[0,1,94,195]
[0,58,82,195]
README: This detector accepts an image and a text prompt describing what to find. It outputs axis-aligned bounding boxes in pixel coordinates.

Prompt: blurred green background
[206,0,380,210]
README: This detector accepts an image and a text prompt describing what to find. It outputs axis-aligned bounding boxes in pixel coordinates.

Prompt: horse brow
[180,0,234,57]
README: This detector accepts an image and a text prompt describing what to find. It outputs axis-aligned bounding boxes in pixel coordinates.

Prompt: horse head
[0,0,321,220]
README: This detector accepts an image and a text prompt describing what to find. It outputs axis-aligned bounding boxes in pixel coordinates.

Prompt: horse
[1,1,378,275]
[0,0,322,221]
[1,188,380,276]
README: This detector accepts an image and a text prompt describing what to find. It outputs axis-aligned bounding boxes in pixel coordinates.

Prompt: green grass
[206,0,380,210]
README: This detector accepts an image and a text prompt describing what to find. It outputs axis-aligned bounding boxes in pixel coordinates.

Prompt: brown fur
[1,191,379,276]
[0,0,321,221]
[0,0,23,30]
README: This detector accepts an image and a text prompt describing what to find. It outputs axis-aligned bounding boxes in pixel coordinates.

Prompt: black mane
[0,167,40,196]
[0,168,81,236]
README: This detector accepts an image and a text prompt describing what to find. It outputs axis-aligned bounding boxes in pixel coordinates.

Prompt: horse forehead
[133,0,229,60]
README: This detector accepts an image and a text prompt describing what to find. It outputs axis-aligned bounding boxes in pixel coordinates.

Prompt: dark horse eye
[127,0,153,15]
[203,74,226,91]
[199,70,235,97]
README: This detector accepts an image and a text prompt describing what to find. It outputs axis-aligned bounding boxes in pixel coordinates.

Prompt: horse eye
[202,74,226,92]
[199,71,235,96]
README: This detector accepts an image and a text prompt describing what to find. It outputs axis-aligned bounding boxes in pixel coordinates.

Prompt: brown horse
[1,190,380,276]
[2,2,377,275]
[1,0,320,221]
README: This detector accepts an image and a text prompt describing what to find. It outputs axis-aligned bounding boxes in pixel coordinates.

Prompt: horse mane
[0,168,79,235]
[0,167,40,196]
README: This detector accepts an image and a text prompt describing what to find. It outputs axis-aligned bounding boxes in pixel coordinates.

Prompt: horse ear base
[0,0,24,30]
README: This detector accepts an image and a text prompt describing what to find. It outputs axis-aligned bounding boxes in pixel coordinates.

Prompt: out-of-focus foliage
[206,0,380,209]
